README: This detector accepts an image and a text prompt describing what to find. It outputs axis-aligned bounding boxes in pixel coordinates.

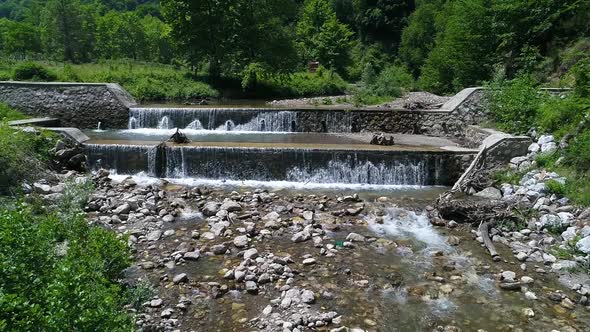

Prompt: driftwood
[479,221,500,261]
[437,196,511,224]
[168,129,191,144]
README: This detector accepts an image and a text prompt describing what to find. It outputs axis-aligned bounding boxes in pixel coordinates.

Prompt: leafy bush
[245,68,348,98]
[565,131,590,172]
[486,74,548,134]
[0,125,56,194]
[354,64,414,105]
[537,96,588,136]
[545,179,566,196]
[0,103,27,121]
[0,200,132,331]
[13,62,57,81]
[535,152,559,168]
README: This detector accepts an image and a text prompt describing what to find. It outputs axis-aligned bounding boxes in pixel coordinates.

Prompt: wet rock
[292,230,311,243]
[302,258,316,265]
[262,305,273,315]
[501,271,516,282]
[243,248,258,260]
[173,273,188,284]
[220,200,242,212]
[184,251,200,261]
[233,235,249,248]
[522,308,535,317]
[245,281,258,294]
[499,282,521,291]
[202,202,220,216]
[301,290,315,304]
[346,233,366,242]
[211,244,227,255]
[524,291,537,300]
[147,230,162,241]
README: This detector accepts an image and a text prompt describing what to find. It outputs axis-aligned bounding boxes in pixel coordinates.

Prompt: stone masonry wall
[0,82,136,129]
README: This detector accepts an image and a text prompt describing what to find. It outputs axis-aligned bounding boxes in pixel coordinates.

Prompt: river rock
[528,143,540,153]
[474,187,502,199]
[302,211,314,221]
[561,227,577,242]
[575,236,590,254]
[114,203,131,215]
[538,134,555,145]
[245,281,258,294]
[150,298,163,307]
[173,273,188,284]
[541,142,557,153]
[184,251,200,261]
[346,233,366,242]
[501,271,516,282]
[211,244,227,255]
[292,230,311,243]
[147,230,162,241]
[243,248,259,260]
[233,235,249,248]
[202,202,220,216]
[220,201,242,212]
[302,258,316,265]
[301,290,315,304]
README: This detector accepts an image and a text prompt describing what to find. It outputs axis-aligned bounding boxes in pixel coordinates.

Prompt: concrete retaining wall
[0,82,136,129]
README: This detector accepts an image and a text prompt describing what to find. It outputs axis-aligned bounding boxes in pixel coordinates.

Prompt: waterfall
[128,107,297,132]
[85,144,154,175]
[185,120,203,130]
[157,116,170,129]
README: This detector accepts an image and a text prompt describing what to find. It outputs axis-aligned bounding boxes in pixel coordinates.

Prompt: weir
[85,142,470,186]
[83,105,478,186]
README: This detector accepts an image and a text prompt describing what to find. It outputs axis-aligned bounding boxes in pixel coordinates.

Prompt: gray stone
[302,258,316,265]
[233,235,249,248]
[528,143,540,153]
[501,271,516,282]
[220,201,242,212]
[184,251,200,261]
[552,260,578,271]
[291,230,311,243]
[173,273,188,284]
[202,202,220,216]
[245,281,258,293]
[538,134,555,145]
[561,227,577,242]
[146,230,162,241]
[541,142,557,153]
[211,244,227,255]
[575,236,590,254]
[243,248,259,260]
[346,232,366,242]
[474,187,502,199]
[114,203,131,215]
[301,290,315,304]
[150,298,163,307]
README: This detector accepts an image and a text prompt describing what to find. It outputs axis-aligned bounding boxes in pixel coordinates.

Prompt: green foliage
[399,0,439,78]
[491,169,522,185]
[418,0,496,94]
[486,74,547,133]
[545,179,566,196]
[126,280,154,311]
[565,131,590,173]
[0,103,27,121]
[0,125,56,194]
[0,200,132,331]
[253,69,348,98]
[13,62,57,81]
[296,0,353,74]
[354,63,414,105]
[537,96,588,136]
[534,152,558,168]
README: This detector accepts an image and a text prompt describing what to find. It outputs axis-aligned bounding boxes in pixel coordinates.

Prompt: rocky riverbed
[21,166,590,332]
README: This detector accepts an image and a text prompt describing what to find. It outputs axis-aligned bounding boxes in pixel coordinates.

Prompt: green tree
[399,0,443,78]
[96,11,146,60]
[0,19,42,58]
[352,0,415,52]
[41,0,96,63]
[297,0,354,73]
[418,0,496,93]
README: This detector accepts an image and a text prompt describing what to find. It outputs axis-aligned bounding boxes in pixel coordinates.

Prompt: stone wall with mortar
[0,82,136,129]
[295,88,487,137]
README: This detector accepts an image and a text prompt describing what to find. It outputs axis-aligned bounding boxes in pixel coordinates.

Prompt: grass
[491,168,523,185]
[1,60,351,102]
[0,102,28,121]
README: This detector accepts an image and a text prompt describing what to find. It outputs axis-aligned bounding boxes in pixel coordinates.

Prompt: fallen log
[478,221,500,261]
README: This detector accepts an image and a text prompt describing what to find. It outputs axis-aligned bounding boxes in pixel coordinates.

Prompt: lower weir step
[85,143,475,186]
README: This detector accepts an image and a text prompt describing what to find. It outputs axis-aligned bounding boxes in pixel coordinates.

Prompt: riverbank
[12,164,587,331]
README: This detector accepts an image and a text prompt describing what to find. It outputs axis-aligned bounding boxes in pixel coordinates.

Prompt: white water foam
[106,171,434,191]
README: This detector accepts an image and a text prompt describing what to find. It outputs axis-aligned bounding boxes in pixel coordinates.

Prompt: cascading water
[128,107,298,132]
[85,144,157,176]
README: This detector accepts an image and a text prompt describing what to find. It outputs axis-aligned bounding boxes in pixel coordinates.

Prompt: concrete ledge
[46,127,90,144]
[8,117,60,127]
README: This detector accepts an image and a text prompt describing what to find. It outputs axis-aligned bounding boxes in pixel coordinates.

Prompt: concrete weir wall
[0,81,136,128]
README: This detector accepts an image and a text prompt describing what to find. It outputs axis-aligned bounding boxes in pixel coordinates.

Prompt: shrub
[0,125,56,194]
[13,62,57,81]
[0,201,132,331]
[486,74,548,134]
[0,103,27,121]
[535,152,559,168]
[545,179,566,196]
[565,130,590,172]
[354,64,415,105]
[537,96,588,136]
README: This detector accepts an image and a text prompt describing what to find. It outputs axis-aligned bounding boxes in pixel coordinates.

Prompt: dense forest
[0,0,589,97]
